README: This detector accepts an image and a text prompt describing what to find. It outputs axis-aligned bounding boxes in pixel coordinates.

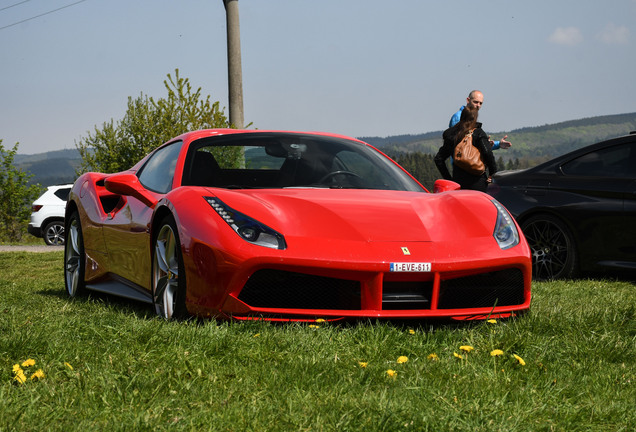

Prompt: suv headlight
[205,197,286,250]
[492,200,519,250]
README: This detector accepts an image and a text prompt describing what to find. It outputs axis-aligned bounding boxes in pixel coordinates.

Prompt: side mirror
[433,179,461,193]
[104,173,158,208]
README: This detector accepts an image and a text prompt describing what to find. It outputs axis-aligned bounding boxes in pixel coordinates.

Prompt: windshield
[182,132,425,192]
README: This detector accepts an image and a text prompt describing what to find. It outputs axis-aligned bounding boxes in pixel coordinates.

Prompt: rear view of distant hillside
[13,112,636,188]
[362,112,636,166]
[14,149,81,188]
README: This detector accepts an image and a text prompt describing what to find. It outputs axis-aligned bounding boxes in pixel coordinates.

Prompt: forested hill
[13,149,82,188]
[362,112,636,167]
[13,112,636,189]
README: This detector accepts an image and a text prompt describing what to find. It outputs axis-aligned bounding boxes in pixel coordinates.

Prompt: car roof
[525,132,636,173]
[171,129,367,146]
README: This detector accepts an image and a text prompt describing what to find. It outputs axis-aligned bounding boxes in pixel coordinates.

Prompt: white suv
[28,184,72,246]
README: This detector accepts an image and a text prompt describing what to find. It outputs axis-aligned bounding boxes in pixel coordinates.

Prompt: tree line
[389,152,523,191]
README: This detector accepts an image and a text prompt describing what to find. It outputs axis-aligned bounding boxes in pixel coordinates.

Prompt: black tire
[64,211,86,297]
[43,220,65,246]
[521,214,578,280]
[152,215,187,319]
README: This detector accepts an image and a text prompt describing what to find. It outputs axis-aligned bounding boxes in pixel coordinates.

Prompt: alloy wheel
[44,221,65,246]
[522,215,577,280]
[64,214,84,297]
[153,223,181,319]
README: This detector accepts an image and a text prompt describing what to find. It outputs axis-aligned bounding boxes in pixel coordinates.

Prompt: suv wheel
[43,220,65,246]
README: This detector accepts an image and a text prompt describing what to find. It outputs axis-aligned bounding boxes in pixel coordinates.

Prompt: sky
[1,0,635,155]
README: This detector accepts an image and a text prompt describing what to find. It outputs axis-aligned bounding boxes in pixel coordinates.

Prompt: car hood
[207,188,498,243]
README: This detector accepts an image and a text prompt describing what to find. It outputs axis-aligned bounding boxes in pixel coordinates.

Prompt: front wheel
[521,214,578,280]
[64,211,86,297]
[152,215,187,319]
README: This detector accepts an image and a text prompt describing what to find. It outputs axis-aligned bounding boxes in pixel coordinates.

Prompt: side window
[54,188,71,201]
[138,141,183,193]
[561,142,635,178]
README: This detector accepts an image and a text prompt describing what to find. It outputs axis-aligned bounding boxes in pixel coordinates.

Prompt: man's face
[466,92,484,111]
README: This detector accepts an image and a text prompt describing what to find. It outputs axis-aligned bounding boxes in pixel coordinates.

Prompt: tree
[0,140,42,242]
[389,151,439,191]
[76,69,232,174]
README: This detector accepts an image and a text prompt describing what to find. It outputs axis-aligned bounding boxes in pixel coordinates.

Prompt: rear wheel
[152,215,187,319]
[64,212,86,297]
[43,220,65,246]
[521,214,578,280]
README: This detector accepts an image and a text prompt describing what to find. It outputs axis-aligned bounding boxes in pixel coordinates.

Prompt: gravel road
[0,245,64,253]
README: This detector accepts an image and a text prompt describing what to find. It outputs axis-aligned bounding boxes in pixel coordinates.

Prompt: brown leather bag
[453,129,485,175]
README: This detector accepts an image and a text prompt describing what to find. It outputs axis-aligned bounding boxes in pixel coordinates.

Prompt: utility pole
[222,0,244,128]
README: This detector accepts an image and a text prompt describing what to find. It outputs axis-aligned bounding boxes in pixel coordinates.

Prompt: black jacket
[434,122,497,191]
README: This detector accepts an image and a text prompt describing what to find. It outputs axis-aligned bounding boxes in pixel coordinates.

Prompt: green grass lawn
[1,251,634,431]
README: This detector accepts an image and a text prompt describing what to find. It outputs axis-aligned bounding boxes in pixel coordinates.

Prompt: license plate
[390,262,431,272]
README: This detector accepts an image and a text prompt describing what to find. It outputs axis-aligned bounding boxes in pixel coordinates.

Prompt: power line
[0,0,87,31]
[0,1,33,13]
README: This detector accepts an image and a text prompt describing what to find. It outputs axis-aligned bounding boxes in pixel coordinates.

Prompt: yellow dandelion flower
[13,371,27,385]
[490,349,504,357]
[308,325,319,329]
[453,352,464,360]
[358,361,368,368]
[397,356,408,364]
[460,345,474,353]
[487,319,497,324]
[427,353,439,361]
[64,362,74,370]
[386,369,397,378]
[316,319,326,323]
[21,359,36,368]
[12,364,22,373]
[408,329,415,335]
[253,333,261,338]
[30,369,45,381]
[513,354,526,366]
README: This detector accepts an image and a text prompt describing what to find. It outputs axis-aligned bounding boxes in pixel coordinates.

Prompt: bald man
[449,90,511,150]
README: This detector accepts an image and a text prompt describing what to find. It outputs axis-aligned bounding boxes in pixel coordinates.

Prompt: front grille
[382,281,432,310]
[238,268,525,314]
[437,268,525,309]
[239,269,361,310]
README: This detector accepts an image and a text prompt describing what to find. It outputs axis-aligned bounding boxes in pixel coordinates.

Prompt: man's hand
[499,135,511,149]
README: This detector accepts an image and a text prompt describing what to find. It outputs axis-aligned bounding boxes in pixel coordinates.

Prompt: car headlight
[492,199,519,250]
[205,197,287,250]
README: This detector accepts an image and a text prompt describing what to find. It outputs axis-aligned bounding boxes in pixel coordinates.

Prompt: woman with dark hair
[434,106,497,192]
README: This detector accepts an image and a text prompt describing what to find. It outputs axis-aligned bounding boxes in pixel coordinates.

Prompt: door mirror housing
[104,173,158,208]
[433,179,461,193]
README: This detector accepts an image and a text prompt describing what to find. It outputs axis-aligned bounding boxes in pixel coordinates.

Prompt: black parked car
[488,132,636,280]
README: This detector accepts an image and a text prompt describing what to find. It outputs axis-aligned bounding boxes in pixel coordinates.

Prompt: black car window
[54,188,71,201]
[561,142,636,178]
[138,141,183,193]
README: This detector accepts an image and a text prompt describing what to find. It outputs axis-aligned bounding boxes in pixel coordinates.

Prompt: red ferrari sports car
[64,129,531,321]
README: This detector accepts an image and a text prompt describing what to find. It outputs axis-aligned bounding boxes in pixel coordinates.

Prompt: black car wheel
[521,214,578,280]
[43,220,65,246]
[64,212,86,297]
[152,215,187,319]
